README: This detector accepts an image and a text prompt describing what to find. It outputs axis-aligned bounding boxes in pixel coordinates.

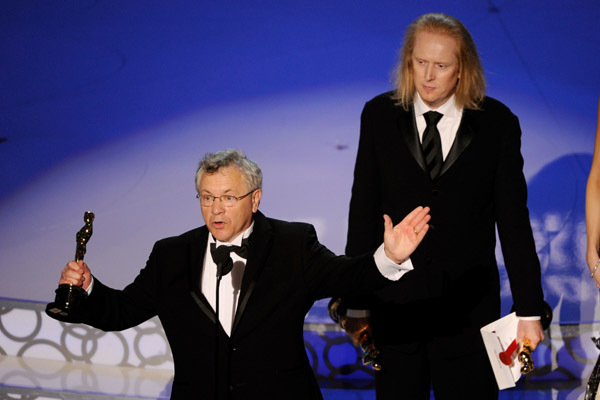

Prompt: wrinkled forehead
[198,165,250,192]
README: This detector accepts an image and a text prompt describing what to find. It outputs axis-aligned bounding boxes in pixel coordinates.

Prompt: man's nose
[211,199,225,213]
[425,65,434,81]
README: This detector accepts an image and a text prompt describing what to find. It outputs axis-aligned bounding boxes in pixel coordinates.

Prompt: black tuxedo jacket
[81,211,390,399]
[345,92,544,356]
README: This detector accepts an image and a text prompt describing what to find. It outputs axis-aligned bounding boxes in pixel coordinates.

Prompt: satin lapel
[399,106,427,173]
[231,211,272,334]
[439,109,475,177]
[187,227,216,324]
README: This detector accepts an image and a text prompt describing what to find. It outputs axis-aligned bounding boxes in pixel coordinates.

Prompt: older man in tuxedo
[57,149,431,400]
[341,13,545,400]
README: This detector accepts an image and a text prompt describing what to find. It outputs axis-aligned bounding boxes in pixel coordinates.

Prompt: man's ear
[251,189,262,213]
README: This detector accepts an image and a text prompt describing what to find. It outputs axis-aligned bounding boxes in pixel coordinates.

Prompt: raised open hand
[383,206,431,264]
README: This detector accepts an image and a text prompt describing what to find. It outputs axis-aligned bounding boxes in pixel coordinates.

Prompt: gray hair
[195,149,263,192]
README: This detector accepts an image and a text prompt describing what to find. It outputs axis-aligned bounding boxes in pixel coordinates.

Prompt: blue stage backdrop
[1,0,599,328]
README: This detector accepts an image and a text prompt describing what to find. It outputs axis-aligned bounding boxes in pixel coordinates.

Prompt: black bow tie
[210,238,249,278]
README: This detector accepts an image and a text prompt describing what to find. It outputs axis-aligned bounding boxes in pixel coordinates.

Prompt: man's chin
[209,228,229,242]
[419,92,453,109]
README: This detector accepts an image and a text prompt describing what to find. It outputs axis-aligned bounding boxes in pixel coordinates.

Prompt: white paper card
[480,312,522,390]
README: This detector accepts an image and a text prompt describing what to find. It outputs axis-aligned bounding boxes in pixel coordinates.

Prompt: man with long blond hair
[340,13,544,399]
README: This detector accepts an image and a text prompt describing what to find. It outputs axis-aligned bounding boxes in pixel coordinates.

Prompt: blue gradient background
[1,1,599,325]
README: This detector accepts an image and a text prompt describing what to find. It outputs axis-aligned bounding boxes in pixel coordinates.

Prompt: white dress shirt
[369,94,462,280]
[414,93,463,161]
[349,95,540,321]
[202,223,253,337]
[201,222,412,335]
[85,220,430,329]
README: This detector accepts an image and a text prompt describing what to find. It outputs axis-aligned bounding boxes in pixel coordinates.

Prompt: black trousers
[375,343,499,400]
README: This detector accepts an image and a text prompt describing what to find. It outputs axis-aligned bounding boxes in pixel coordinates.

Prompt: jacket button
[429,224,436,230]
[432,189,439,196]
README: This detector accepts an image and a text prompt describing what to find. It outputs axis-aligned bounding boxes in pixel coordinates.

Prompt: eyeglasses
[196,190,255,207]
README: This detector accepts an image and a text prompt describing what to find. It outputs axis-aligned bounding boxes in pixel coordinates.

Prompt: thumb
[383,214,393,232]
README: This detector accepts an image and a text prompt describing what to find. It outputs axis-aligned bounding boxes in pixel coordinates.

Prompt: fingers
[587,252,600,288]
[342,316,371,346]
[59,260,87,287]
[413,215,431,236]
[383,207,431,249]
[402,206,430,226]
[403,208,431,241]
[415,223,430,241]
[521,334,543,351]
[386,206,431,235]
[517,320,544,351]
[409,207,430,231]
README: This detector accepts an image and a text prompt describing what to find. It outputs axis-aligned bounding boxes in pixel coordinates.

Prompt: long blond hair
[393,13,485,110]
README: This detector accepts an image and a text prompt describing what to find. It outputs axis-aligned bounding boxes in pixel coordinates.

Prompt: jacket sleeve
[340,100,389,310]
[493,110,544,317]
[300,223,390,302]
[346,100,385,258]
[82,242,163,331]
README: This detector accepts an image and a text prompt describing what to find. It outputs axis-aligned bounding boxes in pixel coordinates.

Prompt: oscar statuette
[45,211,95,322]
[509,300,552,375]
[518,338,534,374]
[328,298,382,371]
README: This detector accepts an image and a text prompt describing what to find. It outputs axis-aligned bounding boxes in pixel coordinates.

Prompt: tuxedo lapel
[400,104,476,179]
[187,227,216,324]
[399,106,427,173]
[186,214,273,334]
[231,211,272,334]
[439,109,476,177]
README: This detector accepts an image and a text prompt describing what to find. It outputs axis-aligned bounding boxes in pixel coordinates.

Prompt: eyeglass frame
[196,190,256,207]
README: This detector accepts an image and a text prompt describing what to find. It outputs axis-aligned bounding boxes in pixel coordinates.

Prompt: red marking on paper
[499,340,518,365]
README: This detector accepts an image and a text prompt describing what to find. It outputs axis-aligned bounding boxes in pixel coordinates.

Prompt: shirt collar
[414,93,460,119]
[209,221,254,248]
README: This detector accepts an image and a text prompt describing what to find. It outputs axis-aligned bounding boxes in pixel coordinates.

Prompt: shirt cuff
[346,309,370,318]
[373,243,414,281]
[517,316,541,321]
[86,275,95,295]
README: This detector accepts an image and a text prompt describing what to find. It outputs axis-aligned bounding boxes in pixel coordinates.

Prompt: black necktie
[210,238,249,279]
[422,111,444,180]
